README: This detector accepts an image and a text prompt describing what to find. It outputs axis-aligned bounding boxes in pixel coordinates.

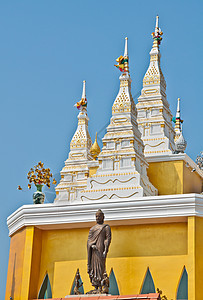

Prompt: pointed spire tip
[124,37,128,57]
[82,80,86,99]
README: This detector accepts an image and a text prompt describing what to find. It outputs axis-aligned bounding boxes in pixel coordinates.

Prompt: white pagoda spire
[155,15,159,36]
[176,97,180,119]
[79,38,157,201]
[82,80,86,99]
[174,98,183,141]
[123,37,129,73]
[114,37,129,73]
[55,81,93,202]
[70,80,91,154]
[174,100,187,153]
[124,37,128,57]
[136,16,175,156]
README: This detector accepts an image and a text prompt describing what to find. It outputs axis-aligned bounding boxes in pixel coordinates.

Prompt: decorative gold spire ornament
[74,80,87,111]
[90,132,101,160]
[151,15,163,46]
[114,37,129,73]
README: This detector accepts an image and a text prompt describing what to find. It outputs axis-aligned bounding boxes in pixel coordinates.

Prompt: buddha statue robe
[87,223,111,289]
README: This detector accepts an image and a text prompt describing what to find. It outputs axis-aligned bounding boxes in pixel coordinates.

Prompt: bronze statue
[101,272,110,294]
[73,268,83,295]
[87,209,111,293]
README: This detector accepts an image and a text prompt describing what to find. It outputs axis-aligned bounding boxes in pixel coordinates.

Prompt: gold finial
[90,132,101,160]
[151,15,163,47]
[114,37,129,73]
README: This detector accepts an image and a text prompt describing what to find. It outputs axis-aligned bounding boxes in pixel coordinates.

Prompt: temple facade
[5,16,203,300]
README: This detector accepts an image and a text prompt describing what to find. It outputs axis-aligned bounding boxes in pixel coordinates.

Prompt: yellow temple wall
[29,228,42,299]
[195,217,203,300]
[6,220,199,300]
[183,164,202,194]
[147,160,202,195]
[51,222,188,300]
[5,228,26,300]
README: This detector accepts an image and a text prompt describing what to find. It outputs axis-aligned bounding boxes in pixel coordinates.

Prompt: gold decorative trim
[145,149,171,154]
[81,191,139,201]
[90,177,137,189]
[113,117,128,123]
[143,89,158,95]
[70,153,84,158]
[145,141,165,148]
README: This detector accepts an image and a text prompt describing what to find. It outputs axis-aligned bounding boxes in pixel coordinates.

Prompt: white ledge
[7,193,203,236]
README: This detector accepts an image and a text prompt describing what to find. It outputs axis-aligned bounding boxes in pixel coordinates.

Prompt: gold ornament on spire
[74,80,87,111]
[90,132,101,160]
[151,15,163,45]
[114,37,129,73]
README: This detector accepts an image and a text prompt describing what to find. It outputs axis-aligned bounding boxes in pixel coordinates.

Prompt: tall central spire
[79,38,157,201]
[143,15,165,91]
[136,16,175,156]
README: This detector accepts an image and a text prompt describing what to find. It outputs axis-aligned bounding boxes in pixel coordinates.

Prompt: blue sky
[0,0,202,298]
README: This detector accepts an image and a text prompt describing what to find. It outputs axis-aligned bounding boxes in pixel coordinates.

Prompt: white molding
[146,153,203,178]
[7,193,203,236]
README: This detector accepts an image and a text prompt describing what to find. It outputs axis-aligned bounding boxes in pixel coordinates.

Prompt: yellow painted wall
[20,226,35,300]
[29,228,42,299]
[36,222,187,300]
[187,217,195,300]
[8,219,203,300]
[53,256,187,299]
[183,164,202,194]
[5,228,26,300]
[195,217,203,300]
[5,226,40,300]
[147,161,183,195]
[147,160,202,195]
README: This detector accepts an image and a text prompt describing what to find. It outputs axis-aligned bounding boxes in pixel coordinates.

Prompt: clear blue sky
[0,0,202,298]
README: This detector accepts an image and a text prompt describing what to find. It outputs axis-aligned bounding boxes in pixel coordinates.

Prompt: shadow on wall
[10,253,16,300]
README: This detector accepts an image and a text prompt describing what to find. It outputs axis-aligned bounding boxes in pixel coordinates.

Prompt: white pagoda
[55,81,93,202]
[136,16,175,156]
[79,38,157,200]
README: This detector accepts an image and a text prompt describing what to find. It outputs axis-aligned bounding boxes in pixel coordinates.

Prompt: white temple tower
[79,38,157,200]
[136,16,175,156]
[55,81,93,202]
[173,97,187,153]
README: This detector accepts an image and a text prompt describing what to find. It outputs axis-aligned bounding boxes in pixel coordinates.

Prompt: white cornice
[7,193,203,236]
